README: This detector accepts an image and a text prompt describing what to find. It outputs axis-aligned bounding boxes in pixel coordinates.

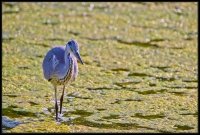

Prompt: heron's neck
[64,47,70,64]
[64,47,76,65]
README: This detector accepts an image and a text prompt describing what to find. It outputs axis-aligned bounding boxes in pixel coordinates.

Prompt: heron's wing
[42,51,55,80]
[42,46,65,80]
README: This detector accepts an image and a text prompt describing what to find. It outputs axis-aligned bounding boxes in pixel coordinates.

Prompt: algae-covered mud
[2,2,197,133]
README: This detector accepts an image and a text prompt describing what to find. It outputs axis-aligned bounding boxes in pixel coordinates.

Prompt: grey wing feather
[42,51,55,80]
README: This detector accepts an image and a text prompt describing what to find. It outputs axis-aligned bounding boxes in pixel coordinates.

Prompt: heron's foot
[56,115,73,123]
[58,113,63,118]
[55,113,64,122]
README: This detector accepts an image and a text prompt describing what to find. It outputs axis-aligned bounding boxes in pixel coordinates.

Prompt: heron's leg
[60,85,65,114]
[54,85,58,121]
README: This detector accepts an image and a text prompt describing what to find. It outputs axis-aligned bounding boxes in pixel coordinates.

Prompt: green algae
[9,120,70,133]
[174,125,194,130]
[2,2,197,133]
[132,113,165,119]
[3,107,37,118]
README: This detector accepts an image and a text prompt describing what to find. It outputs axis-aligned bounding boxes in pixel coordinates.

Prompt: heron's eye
[69,46,73,52]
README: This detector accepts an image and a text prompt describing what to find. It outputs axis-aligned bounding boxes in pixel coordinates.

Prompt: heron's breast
[60,57,74,83]
[48,57,74,85]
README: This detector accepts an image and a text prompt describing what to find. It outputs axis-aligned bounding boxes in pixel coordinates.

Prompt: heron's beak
[75,52,84,64]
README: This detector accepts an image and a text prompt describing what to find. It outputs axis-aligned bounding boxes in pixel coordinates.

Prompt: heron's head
[66,39,84,64]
